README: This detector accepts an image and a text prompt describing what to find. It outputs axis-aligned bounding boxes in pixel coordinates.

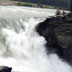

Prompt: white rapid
[0,6,72,72]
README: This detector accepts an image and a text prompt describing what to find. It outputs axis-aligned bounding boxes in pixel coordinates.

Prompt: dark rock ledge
[36,13,72,65]
[0,66,12,72]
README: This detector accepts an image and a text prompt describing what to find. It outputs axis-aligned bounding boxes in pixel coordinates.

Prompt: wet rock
[36,13,72,65]
[0,66,12,72]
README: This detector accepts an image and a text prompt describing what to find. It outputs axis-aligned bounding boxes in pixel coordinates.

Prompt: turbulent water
[0,6,72,72]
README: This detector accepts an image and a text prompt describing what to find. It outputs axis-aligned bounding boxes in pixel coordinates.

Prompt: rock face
[36,14,72,65]
[0,66,12,72]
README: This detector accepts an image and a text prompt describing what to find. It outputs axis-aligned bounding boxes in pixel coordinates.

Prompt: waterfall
[0,6,72,72]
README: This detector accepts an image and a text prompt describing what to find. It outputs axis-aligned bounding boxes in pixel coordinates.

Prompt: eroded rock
[0,66,12,72]
[36,13,72,65]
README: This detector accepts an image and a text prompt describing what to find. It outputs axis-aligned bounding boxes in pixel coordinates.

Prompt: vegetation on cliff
[0,0,70,10]
[12,0,70,10]
[16,1,55,9]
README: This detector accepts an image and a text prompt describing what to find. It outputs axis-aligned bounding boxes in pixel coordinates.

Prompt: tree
[70,0,72,11]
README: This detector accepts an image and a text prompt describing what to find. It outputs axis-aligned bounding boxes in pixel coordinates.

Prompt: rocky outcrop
[36,13,72,65]
[0,66,12,72]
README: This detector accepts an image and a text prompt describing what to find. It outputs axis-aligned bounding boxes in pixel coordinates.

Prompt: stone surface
[0,66,12,72]
[36,13,72,65]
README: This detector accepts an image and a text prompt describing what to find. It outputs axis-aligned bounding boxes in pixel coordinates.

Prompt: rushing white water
[0,6,72,72]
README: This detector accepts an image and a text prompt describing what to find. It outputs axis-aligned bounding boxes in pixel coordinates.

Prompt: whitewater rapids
[0,6,72,72]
